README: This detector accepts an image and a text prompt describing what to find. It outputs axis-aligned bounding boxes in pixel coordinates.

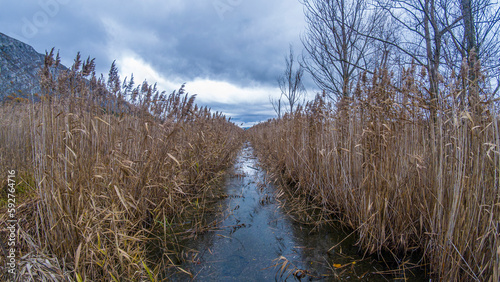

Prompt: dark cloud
[0,0,308,124]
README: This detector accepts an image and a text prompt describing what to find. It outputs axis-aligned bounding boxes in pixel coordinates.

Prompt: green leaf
[142,260,156,282]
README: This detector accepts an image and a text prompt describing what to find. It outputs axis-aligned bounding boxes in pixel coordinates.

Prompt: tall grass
[0,51,243,281]
[249,62,499,281]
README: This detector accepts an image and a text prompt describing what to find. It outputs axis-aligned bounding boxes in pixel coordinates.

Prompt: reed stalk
[0,52,243,281]
[249,63,499,281]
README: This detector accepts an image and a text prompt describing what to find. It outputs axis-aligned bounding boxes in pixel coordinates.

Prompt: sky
[0,0,313,127]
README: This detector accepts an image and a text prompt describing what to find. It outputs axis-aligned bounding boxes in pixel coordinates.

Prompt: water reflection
[167,143,427,281]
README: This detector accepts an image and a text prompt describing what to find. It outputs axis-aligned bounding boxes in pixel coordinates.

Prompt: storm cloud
[1,0,309,126]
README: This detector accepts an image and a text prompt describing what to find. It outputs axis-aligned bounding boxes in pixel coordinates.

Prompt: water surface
[167,144,427,281]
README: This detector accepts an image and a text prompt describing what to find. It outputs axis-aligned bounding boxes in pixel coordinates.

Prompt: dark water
[166,144,427,281]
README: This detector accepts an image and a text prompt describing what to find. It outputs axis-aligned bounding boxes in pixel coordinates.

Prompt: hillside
[0,32,48,100]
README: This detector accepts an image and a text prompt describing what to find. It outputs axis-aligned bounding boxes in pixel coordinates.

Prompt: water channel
[166,143,427,281]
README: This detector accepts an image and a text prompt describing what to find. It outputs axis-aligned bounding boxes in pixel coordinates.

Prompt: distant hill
[0,32,50,101]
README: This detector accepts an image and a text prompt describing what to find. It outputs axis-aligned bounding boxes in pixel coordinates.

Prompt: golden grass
[0,52,243,281]
[248,64,500,281]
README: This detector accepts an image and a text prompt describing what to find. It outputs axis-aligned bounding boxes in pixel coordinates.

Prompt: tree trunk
[461,0,480,111]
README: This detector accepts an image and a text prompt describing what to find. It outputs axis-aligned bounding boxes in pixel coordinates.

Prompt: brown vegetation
[248,62,500,281]
[0,51,243,281]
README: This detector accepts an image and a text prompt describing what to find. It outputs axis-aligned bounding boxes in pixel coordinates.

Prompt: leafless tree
[367,0,470,123]
[456,0,500,97]
[373,0,500,102]
[278,46,306,114]
[367,1,500,252]
[446,0,500,73]
[301,0,383,99]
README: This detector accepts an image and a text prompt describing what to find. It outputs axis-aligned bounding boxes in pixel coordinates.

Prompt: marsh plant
[249,59,500,281]
[0,50,243,281]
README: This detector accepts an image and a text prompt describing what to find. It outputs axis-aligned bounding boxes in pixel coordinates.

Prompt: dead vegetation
[248,61,500,281]
[271,256,311,280]
[0,50,243,281]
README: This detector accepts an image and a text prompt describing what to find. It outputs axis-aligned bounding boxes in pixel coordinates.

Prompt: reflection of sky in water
[168,144,427,281]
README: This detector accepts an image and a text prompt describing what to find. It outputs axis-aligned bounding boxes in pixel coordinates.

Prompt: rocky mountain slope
[0,32,47,101]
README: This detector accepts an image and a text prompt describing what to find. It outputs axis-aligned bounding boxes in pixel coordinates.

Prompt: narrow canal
[167,143,427,281]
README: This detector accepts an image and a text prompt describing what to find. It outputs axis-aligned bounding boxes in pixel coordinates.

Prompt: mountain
[0,32,47,101]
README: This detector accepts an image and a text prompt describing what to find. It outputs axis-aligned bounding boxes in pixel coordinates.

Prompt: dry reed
[0,51,243,281]
[248,61,499,281]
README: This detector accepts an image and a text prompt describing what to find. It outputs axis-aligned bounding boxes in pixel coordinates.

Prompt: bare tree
[301,0,382,99]
[476,1,500,78]
[278,46,306,114]
[367,0,470,123]
[456,0,500,99]
[373,0,500,101]
[451,0,500,73]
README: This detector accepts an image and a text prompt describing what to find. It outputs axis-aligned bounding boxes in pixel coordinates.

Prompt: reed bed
[0,52,243,281]
[248,63,500,281]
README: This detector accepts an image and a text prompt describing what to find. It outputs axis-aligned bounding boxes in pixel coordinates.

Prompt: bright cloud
[117,53,281,104]
[0,0,308,126]
[117,54,180,91]
[115,53,281,125]
[185,78,279,104]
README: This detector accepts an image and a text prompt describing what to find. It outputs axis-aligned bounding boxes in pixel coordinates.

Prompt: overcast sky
[1,0,313,127]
